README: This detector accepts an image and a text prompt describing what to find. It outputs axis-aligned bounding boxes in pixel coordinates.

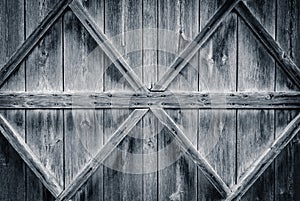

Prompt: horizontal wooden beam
[234,2,300,89]
[226,113,300,201]
[0,0,72,89]
[69,0,148,92]
[56,109,148,201]
[0,114,63,197]
[151,108,231,198]
[151,0,241,91]
[0,91,300,109]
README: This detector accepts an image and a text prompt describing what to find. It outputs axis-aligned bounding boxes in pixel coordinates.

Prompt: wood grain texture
[103,0,144,200]
[0,0,71,89]
[142,0,158,200]
[275,0,300,200]
[25,1,64,200]
[152,0,240,91]
[57,109,148,201]
[152,108,230,198]
[198,0,237,200]
[63,0,104,200]
[0,114,62,197]
[157,0,199,200]
[237,0,276,200]
[0,1,26,200]
[227,113,300,201]
[1,91,300,109]
[69,0,147,92]
[235,2,300,89]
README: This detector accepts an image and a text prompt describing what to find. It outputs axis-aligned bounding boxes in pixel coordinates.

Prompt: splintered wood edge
[0,114,63,197]
[56,109,148,201]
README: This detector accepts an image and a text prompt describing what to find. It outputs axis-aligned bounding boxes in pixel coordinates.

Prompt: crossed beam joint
[0,0,300,201]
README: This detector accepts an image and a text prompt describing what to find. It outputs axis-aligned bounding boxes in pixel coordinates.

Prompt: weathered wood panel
[63,1,104,200]
[103,0,143,200]
[237,0,275,200]
[0,1,300,200]
[198,0,237,200]
[157,0,199,200]
[142,0,158,200]
[169,0,199,200]
[152,0,239,91]
[0,0,71,89]
[25,1,63,200]
[0,1,26,200]
[1,91,300,109]
[275,0,300,200]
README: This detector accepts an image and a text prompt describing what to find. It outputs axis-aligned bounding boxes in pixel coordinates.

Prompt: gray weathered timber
[227,113,300,201]
[152,0,240,91]
[0,114,62,197]
[198,0,237,199]
[151,108,231,198]
[237,0,275,200]
[275,0,300,200]
[1,0,300,200]
[0,0,72,89]
[103,0,144,200]
[0,0,26,200]
[1,91,300,109]
[25,0,64,200]
[56,109,148,201]
[161,0,199,200]
[157,0,198,200]
[63,1,104,199]
[235,2,300,89]
[142,0,158,200]
[70,0,147,92]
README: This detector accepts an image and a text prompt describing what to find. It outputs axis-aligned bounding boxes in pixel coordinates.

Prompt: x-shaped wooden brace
[0,0,300,201]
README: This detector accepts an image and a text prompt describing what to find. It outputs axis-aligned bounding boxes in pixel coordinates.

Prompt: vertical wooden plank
[25,0,63,200]
[237,1,276,200]
[157,0,180,200]
[0,0,26,200]
[64,0,104,199]
[157,1,178,200]
[143,0,158,200]
[158,0,198,200]
[275,0,300,200]
[198,0,237,200]
[103,0,143,200]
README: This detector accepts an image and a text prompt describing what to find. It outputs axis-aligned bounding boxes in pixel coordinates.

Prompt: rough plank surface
[152,0,240,91]
[63,1,104,200]
[1,91,300,109]
[237,0,276,200]
[235,2,300,89]
[275,0,300,200]
[227,113,300,201]
[25,0,64,200]
[142,0,158,200]
[103,0,144,200]
[0,114,62,197]
[0,1,26,200]
[56,109,147,201]
[198,0,237,200]
[0,0,71,89]
[157,0,199,200]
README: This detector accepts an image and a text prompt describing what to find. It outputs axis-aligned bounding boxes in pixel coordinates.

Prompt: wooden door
[0,0,300,200]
